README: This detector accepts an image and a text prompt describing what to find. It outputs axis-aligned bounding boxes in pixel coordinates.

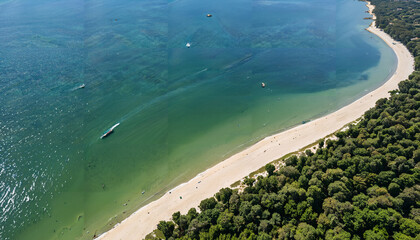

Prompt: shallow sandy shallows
[98,2,414,239]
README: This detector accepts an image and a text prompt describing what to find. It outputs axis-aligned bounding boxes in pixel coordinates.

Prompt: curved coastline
[97,2,414,239]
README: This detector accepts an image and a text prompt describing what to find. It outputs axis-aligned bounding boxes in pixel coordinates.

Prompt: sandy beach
[97,2,414,239]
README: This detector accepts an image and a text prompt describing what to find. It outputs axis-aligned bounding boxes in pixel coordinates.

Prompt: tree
[217,210,234,233]
[243,177,255,187]
[215,188,233,204]
[157,221,175,239]
[187,219,201,238]
[208,225,221,239]
[172,211,180,225]
[199,197,217,212]
[270,212,281,226]
[258,220,271,233]
[294,222,317,240]
[319,139,325,148]
[363,226,389,240]
[393,232,414,240]
[239,201,252,221]
[233,215,245,232]
[280,166,300,180]
[229,192,240,214]
[277,223,296,240]
[327,181,350,201]
[300,206,317,224]
[250,204,262,219]
[377,171,396,187]
[257,232,271,240]
[306,186,324,207]
[399,218,420,238]
[265,164,275,176]
[325,227,351,240]
[413,149,420,162]
[388,182,401,196]
[178,215,189,232]
[397,185,420,214]
[186,208,198,224]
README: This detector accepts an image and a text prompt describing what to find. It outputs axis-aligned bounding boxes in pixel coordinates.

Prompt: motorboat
[100,123,120,139]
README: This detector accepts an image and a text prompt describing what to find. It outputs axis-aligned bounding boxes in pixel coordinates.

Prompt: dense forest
[147,0,420,239]
[371,0,420,70]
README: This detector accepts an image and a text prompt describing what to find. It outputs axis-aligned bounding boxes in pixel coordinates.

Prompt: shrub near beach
[148,0,420,239]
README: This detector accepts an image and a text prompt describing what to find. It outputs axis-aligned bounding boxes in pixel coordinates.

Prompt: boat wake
[70,84,85,91]
[100,52,258,138]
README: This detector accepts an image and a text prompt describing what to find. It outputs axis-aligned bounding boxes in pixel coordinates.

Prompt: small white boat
[71,83,85,91]
[261,82,266,88]
[186,42,191,48]
[100,123,120,139]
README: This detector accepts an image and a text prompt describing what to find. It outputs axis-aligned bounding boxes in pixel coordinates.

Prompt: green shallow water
[0,0,397,239]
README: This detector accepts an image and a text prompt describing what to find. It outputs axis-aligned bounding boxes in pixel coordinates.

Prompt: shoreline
[97,2,414,239]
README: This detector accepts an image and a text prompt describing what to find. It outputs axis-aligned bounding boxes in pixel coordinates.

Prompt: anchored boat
[100,123,120,139]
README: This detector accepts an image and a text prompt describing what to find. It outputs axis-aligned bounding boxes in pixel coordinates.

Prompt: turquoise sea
[0,0,396,239]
